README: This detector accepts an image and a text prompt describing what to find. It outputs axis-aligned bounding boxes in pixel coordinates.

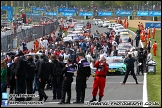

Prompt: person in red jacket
[90,56,109,102]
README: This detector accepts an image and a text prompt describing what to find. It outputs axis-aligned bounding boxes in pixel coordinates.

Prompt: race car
[106,56,126,75]
[117,43,133,51]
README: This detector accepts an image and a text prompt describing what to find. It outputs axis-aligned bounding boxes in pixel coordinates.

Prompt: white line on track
[143,73,148,107]
[72,82,143,84]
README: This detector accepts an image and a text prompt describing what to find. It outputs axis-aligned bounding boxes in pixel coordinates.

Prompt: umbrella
[64,41,73,45]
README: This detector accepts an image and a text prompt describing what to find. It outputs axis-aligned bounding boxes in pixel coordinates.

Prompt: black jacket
[15,56,28,77]
[8,63,17,80]
[77,59,91,78]
[26,61,36,79]
[38,58,52,79]
[124,57,136,68]
[50,60,62,77]
[71,51,77,63]
[62,64,75,78]
[34,60,40,76]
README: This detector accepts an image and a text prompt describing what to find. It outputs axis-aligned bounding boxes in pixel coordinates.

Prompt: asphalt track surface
[4,20,145,107]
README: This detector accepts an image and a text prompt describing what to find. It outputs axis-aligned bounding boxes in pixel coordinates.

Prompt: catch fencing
[1,21,59,52]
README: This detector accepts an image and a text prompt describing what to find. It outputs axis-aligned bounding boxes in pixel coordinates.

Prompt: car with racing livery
[106,56,126,75]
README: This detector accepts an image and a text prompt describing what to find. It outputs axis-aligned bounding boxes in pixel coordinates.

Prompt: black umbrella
[64,41,72,45]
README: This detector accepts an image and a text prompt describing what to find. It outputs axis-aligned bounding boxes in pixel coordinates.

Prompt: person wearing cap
[58,59,75,104]
[90,56,108,102]
[122,54,139,84]
[73,52,91,104]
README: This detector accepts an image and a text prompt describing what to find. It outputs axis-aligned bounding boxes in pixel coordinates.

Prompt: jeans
[15,76,26,101]
[52,76,62,99]
[1,82,6,93]
[38,78,48,100]
[33,76,38,94]
[1,82,6,101]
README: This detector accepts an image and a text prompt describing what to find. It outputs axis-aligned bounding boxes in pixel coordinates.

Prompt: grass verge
[128,27,161,107]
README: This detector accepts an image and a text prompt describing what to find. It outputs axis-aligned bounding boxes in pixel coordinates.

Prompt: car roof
[25,53,41,56]
[107,56,123,59]
[120,32,129,35]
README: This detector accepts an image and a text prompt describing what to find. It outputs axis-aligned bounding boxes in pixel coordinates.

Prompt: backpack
[52,62,62,76]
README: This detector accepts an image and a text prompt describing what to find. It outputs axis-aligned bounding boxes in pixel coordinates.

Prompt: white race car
[102,21,111,28]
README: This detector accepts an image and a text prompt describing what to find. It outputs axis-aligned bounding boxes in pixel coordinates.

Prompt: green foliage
[2,1,161,9]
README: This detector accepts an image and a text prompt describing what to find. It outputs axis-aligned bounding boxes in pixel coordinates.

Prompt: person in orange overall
[60,18,63,23]
[144,33,148,48]
[126,20,129,29]
[115,18,117,23]
[123,19,126,28]
[90,56,109,102]
[35,39,39,51]
[140,30,145,42]
[147,27,151,39]
[138,22,141,29]
[33,42,36,52]
[117,17,120,24]
[152,26,156,39]
[26,18,28,23]
[152,41,157,56]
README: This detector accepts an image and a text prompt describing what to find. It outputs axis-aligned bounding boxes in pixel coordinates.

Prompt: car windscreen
[118,44,132,50]
[107,58,123,63]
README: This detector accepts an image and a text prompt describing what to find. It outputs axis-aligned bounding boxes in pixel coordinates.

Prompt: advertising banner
[98,12,113,16]
[45,12,57,16]
[32,7,46,11]
[116,10,132,16]
[79,12,93,16]
[58,8,77,13]
[149,11,161,16]
[137,11,149,16]
[61,12,74,16]
[26,12,40,16]
[145,22,161,28]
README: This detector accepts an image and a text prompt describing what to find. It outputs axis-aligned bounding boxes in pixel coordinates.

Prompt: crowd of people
[1,18,158,105]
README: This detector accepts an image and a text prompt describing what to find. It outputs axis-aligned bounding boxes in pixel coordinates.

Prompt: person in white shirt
[86,52,93,63]
[59,50,64,57]
[42,38,49,49]
[102,43,109,54]
[147,50,153,63]
[40,38,44,49]
[63,50,70,63]
[112,40,118,49]
[62,32,65,37]
[90,59,97,74]
[99,50,107,60]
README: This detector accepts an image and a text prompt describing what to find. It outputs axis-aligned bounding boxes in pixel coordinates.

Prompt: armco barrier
[1,22,59,52]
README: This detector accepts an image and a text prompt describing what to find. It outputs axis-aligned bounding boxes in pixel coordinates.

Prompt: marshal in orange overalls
[152,27,156,39]
[125,20,129,29]
[148,28,151,39]
[140,30,145,42]
[92,61,108,99]
[123,19,126,28]
[152,41,157,56]
[35,39,39,51]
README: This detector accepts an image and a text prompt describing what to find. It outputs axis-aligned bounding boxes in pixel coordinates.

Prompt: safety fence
[1,21,59,52]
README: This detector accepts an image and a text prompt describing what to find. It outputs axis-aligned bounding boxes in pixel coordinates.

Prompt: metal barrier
[1,22,59,52]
